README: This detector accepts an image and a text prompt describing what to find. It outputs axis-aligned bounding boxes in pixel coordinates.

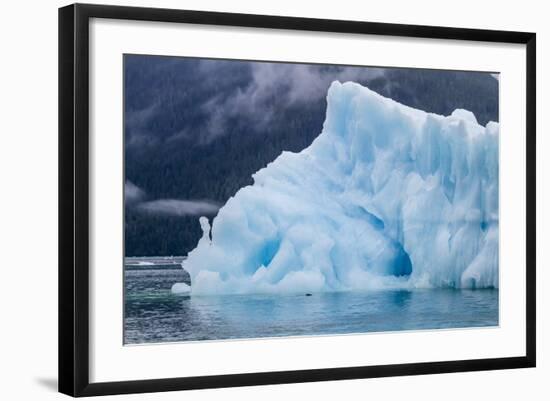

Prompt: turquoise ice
[175,81,499,295]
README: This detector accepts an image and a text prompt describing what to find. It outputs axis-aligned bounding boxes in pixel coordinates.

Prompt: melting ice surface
[173,81,499,295]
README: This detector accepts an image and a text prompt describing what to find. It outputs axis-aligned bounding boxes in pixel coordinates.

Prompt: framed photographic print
[58,3,536,397]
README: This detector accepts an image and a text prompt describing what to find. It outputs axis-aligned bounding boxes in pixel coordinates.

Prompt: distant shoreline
[124,265,184,271]
[124,255,187,270]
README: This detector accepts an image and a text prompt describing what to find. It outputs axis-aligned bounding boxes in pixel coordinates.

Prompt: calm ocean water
[124,268,499,344]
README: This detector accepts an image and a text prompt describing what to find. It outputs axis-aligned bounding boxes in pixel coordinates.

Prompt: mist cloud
[200,62,387,141]
[126,56,388,144]
[125,180,145,203]
[137,199,220,217]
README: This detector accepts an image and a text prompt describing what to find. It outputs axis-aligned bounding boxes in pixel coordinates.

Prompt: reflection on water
[124,268,499,344]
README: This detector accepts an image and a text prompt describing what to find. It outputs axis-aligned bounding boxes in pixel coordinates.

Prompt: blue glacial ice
[174,81,499,295]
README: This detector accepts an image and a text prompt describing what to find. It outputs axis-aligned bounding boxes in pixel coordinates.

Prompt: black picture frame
[59,3,536,397]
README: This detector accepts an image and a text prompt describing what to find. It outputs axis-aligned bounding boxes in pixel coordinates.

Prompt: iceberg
[171,282,191,294]
[177,81,499,295]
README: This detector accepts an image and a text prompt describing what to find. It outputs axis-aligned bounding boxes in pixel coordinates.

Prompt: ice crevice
[173,81,499,295]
